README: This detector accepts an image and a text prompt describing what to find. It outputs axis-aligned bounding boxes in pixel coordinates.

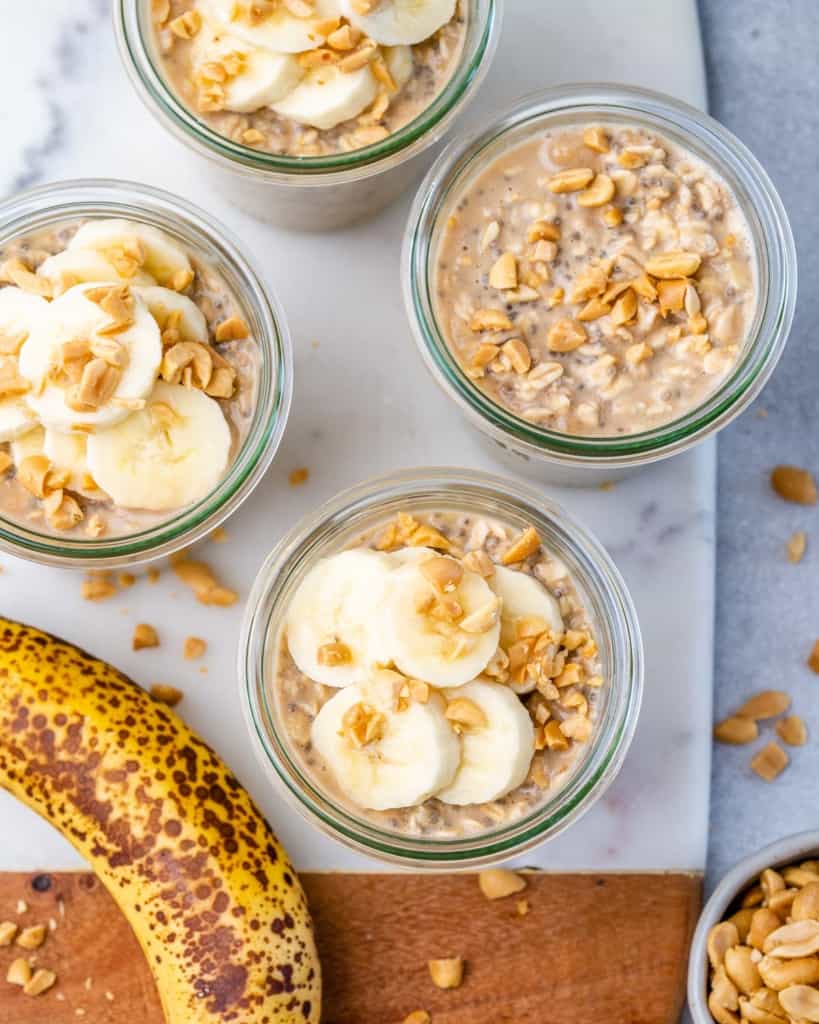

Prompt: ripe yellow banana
[0,618,321,1023]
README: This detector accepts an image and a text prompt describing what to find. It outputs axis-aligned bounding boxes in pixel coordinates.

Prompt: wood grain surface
[0,870,701,1023]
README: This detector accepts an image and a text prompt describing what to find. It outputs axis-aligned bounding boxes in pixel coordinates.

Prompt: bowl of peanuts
[688,831,819,1024]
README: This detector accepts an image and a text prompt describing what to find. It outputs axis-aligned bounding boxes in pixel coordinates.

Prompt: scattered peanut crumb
[16,924,46,950]
[515,898,530,917]
[771,464,817,505]
[118,572,136,588]
[428,957,464,990]
[105,991,115,1002]
[402,1013,430,1024]
[183,636,207,660]
[0,921,18,946]
[210,526,228,543]
[478,869,527,901]
[735,690,790,720]
[81,575,117,601]
[147,567,161,584]
[23,967,57,996]
[132,623,159,651]
[787,531,807,563]
[599,480,616,492]
[16,900,27,915]
[808,640,819,674]
[776,715,808,747]
[150,684,183,707]
[713,716,759,745]
[289,467,309,487]
[750,741,789,782]
[172,559,238,606]
[7,958,31,986]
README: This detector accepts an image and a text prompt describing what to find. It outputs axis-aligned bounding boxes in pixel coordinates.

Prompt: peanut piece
[776,715,807,747]
[150,684,183,707]
[771,465,817,505]
[478,869,527,901]
[714,716,759,745]
[428,957,464,989]
[132,623,159,651]
[750,742,789,782]
[736,691,791,720]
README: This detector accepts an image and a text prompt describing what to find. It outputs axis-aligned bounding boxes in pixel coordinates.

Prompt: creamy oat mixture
[275,509,603,839]
[435,122,757,437]
[0,218,258,538]
[153,0,467,157]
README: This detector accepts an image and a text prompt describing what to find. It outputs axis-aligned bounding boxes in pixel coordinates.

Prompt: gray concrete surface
[700,0,819,888]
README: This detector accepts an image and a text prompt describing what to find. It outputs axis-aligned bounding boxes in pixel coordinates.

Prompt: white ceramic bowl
[687,830,819,1023]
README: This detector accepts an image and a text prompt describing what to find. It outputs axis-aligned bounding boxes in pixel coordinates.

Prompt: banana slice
[384,558,501,688]
[10,425,44,465]
[204,0,342,53]
[134,286,208,344]
[272,64,378,130]
[69,220,192,289]
[0,287,48,442]
[19,284,162,433]
[38,249,155,294]
[489,566,564,694]
[43,430,108,500]
[286,549,395,687]
[311,674,460,810]
[85,382,231,512]
[383,44,414,89]
[340,0,455,45]
[490,565,563,646]
[437,679,535,805]
[192,26,305,113]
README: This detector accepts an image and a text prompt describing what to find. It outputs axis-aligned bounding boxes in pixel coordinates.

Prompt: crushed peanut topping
[478,869,527,901]
[289,467,310,487]
[172,558,238,606]
[428,957,464,990]
[132,623,160,651]
[183,636,207,660]
[150,684,183,707]
[342,702,386,748]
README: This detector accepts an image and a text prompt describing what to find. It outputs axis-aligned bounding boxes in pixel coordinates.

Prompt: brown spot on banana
[0,618,320,1023]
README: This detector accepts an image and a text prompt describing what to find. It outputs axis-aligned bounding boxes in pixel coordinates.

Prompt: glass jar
[0,179,292,568]
[114,0,503,230]
[240,467,643,868]
[403,84,797,486]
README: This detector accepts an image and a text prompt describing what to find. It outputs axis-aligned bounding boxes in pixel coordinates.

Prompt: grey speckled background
[700,0,819,889]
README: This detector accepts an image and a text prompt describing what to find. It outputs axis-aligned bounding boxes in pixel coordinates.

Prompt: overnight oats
[405,87,797,478]
[0,180,291,565]
[116,1,500,229]
[241,470,643,864]
[152,0,468,157]
[435,122,757,437]
[0,219,256,538]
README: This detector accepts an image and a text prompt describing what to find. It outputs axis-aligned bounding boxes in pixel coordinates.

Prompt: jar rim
[403,83,797,467]
[239,467,644,866]
[114,0,503,181]
[0,178,292,567]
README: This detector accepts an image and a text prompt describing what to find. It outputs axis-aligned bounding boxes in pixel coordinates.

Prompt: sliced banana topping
[69,220,193,290]
[192,24,306,113]
[0,287,48,442]
[271,63,378,130]
[134,286,209,345]
[285,549,396,687]
[383,556,501,688]
[437,679,536,806]
[203,0,344,53]
[311,672,461,810]
[85,382,232,512]
[38,249,155,294]
[340,0,456,46]
[19,284,162,433]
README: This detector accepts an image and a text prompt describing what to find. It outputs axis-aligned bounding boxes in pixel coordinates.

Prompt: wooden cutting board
[0,870,699,1023]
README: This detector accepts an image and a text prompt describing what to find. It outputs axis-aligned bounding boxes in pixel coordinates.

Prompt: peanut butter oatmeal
[275,509,603,838]
[434,122,758,436]
[0,217,259,538]
[152,0,468,157]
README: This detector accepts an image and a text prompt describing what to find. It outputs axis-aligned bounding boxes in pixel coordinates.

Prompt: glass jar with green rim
[402,84,797,486]
[239,468,643,868]
[114,0,503,230]
[0,179,292,568]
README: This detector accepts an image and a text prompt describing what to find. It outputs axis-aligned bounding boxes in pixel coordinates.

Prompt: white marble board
[0,0,712,874]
